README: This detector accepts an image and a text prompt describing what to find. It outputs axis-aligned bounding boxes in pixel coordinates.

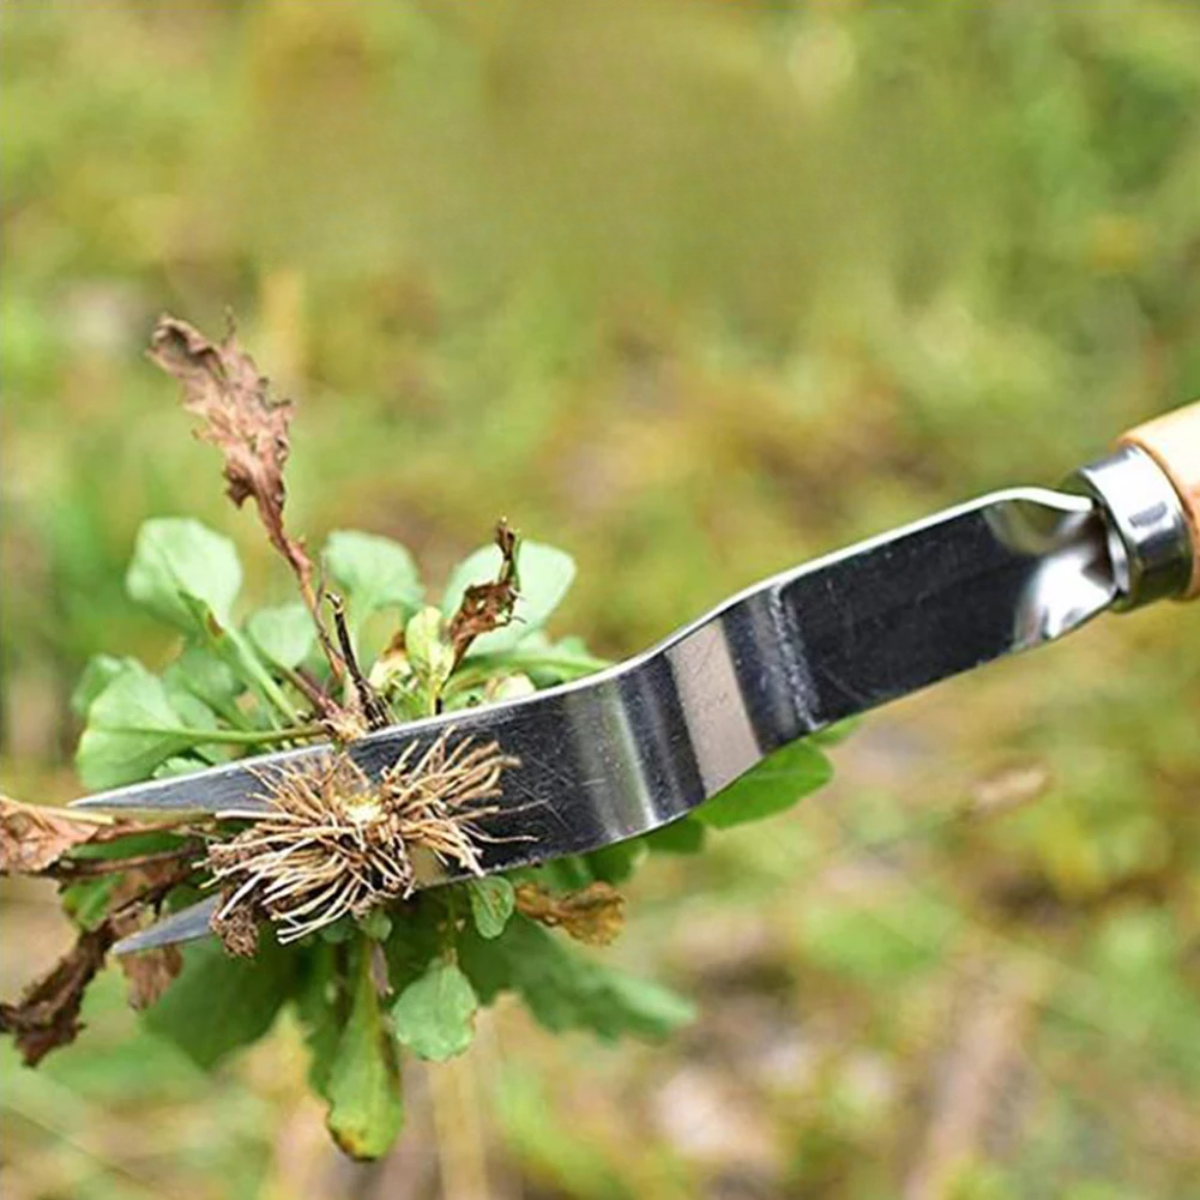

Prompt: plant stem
[225,627,305,725]
[445,649,612,696]
[54,843,204,879]
[117,724,325,746]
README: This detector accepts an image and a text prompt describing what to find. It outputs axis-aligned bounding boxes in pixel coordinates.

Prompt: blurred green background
[3,1,1199,1197]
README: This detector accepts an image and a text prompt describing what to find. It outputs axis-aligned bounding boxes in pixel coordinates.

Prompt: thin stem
[277,663,339,721]
[53,843,204,879]
[226,627,305,725]
[329,593,389,729]
[116,723,325,745]
[444,648,612,696]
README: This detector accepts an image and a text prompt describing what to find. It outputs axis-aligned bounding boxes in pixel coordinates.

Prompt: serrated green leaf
[325,942,405,1159]
[392,958,478,1062]
[143,934,297,1069]
[70,654,136,718]
[694,739,833,830]
[467,877,516,939]
[442,540,576,656]
[459,916,694,1042]
[324,531,423,627]
[125,517,242,633]
[75,662,218,788]
[246,603,317,670]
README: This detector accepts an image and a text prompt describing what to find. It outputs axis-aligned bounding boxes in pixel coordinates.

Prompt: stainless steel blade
[89,488,1117,953]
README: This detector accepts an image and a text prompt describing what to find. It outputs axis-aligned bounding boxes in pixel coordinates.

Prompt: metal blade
[83,488,1114,953]
[116,897,221,954]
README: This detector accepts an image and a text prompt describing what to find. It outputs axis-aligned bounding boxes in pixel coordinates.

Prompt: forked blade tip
[113,897,220,955]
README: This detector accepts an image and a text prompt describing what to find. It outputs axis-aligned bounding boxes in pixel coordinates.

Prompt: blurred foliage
[2,0,1198,1197]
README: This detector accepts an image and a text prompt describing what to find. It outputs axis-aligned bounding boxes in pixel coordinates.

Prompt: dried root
[206,730,517,944]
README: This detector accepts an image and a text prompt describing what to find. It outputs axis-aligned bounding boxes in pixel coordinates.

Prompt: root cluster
[207,731,516,943]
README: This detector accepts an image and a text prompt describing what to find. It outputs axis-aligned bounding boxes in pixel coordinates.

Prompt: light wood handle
[1118,400,1200,599]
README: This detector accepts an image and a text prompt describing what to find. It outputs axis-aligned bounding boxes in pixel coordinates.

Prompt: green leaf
[325,942,405,1159]
[162,675,220,733]
[442,540,576,656]
[451,635,609,694]
[153,755,214,778]
[179,594,301,725]
[583,840,646,884]
[61,875,121,930]
[808,716,862,747]
[246,603,317,670]
[163,647,244,723]
[125,517,242,633]
[143,934,297,1069]
[694,739,833,830]
[460,916,694,1042]
[70,654,135,718]
[404,606,455,692]
[324,531,423,625]
[319,917,358,945]
[76,662,218,788]
[524,841,647,893]
[380,897,442,990]
[294,943,341,1098]
[392,958,478,1062]
[642,816,707,855]
[357,909,393,942]
[467,877,516,939]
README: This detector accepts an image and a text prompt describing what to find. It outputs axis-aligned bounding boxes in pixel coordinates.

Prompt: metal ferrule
[1068,445,1194,610]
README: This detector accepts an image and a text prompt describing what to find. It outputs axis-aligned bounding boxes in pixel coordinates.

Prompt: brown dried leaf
[148,314,314,596]
[0,924,116,1065]
[119,943,184,1010]
[0,853,194,1063]
[0,795,112,875]
[515,881,626,946]
[448,521,520,663]
[108,863,189,1007]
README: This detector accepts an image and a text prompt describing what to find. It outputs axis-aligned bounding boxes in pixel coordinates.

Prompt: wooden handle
[1118,399,1200,598]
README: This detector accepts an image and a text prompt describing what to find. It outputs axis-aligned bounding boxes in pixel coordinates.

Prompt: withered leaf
[120,942,184,1010]
[148,315,313,591]
[0,796,112,875]
[448,521,520,663]
[109,863,190,1008]
[515,882,626,947]
[0,857,197,1063]
[0,924,116,1065]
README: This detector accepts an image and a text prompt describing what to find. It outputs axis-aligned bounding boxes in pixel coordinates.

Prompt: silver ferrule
[1068,445,1193,610]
